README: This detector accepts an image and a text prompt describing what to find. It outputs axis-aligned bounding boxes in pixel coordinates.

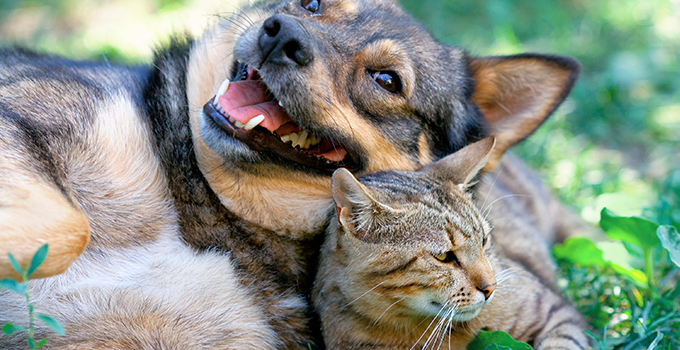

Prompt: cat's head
[328,137,497,326]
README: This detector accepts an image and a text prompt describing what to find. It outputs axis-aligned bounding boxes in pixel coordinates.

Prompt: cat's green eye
[434,253,447,261]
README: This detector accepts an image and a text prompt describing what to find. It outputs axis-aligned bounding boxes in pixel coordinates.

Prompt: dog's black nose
[259,14,313,66]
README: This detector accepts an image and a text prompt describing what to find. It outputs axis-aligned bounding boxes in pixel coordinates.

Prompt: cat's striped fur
[314,138,589,350]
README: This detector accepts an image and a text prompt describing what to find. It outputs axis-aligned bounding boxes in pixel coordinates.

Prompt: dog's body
[1,0,582,348]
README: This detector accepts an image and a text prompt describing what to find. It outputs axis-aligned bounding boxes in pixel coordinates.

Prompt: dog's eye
[301,0,320,13]
[369,70,402,94]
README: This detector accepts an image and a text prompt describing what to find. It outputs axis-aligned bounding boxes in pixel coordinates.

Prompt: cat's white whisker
[482,193,532,219]
[480,162,507,211]
[411,301,452,350]
[424,302,457,350]
[370,297,405,329]
[341,280,387,310]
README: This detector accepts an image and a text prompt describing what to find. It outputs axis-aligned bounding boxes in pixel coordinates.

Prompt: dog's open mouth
[202,63,360,172]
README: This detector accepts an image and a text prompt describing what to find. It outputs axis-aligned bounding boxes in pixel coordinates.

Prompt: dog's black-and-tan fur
[1,0,581,349]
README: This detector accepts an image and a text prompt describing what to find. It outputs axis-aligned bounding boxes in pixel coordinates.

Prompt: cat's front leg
[480,261,590,350]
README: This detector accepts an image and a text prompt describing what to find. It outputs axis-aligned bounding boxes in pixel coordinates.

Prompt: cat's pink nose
[479,283,496,300]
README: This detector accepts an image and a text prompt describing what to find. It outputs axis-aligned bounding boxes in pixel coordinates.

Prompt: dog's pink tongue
[217,80,290,132]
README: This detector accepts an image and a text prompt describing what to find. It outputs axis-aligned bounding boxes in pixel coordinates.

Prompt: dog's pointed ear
[425,136,495,186]
[469,54,579,170]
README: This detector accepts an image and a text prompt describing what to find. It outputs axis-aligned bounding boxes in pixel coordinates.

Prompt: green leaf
[467,330,532,350]
[36,314,65,335]
[553,238,648,285]
[2,322,26,335]
[600,208,660,251]
[28,336,35,350]
[27,244,49,278]
[597,241,648,285]
[657,225,680,268]
[0,278,26,295]
[484,345,512,350]
[553,237,606,267]
[7,253,22,275]
[36,339,48,348]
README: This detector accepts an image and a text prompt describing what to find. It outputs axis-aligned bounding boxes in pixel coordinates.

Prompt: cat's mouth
[429,301,483,322]
[203,63,361,172]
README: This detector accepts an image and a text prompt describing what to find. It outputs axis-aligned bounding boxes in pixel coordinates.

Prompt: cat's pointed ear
[469,54,579,170]
[425,136,495,186]
[331,168,377,228]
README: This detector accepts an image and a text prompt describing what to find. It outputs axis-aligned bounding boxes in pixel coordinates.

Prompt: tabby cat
[313,137,589,350]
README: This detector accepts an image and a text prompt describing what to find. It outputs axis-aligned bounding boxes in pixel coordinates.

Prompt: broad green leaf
[553,238,647,284]
[657,226,680,268]
[36,339,48,348]
[0,278,26,295]
[27,244,49,278]
[597,241,647,284]
[467,330,532,350]
[36,314,65,335]
[2,322,25,335]
[484,345,513,350]
[600,209,659,251]
[609,264,647,285]
[7,253,22,275]
[553,237,606,267]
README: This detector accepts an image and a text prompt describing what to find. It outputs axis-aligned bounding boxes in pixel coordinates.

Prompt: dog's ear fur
[468,54,579,170]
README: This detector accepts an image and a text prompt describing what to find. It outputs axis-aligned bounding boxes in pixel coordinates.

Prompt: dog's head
[185,0,578,238]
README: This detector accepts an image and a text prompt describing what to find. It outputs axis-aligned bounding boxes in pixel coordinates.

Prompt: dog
[0,0,580,348]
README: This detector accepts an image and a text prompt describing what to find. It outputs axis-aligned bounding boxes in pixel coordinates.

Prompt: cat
[313,137,589,350]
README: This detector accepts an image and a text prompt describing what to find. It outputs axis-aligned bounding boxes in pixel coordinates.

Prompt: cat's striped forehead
[359,169,489,243]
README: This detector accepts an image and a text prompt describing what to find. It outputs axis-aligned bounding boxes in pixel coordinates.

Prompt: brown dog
[1,0,579,348]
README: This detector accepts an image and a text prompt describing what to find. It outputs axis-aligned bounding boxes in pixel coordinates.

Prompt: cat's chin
[450,307,482,322]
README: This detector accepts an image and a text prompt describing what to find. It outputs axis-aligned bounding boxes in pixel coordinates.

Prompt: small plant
[0,244,65,349]
[467,330,533,350]
[554,209,680,349]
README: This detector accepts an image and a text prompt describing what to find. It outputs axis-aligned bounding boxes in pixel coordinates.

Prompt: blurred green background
[1,0,679,346]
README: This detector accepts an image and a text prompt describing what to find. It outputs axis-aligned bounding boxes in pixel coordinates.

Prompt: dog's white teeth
[281,130,319,149]
[228,116,236,123]
[297,130,308,148]
[244,115,265,130]
[288,132,300,145]
[234,120,245,128]
[216,78,230,97]
[278,100,284,107]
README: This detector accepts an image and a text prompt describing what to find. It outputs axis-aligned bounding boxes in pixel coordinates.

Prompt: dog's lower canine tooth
[278,101,283,107]
[234,120,245,128]
[217,78,230,97]
[244,115,265,130]
[288,132,299,145]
